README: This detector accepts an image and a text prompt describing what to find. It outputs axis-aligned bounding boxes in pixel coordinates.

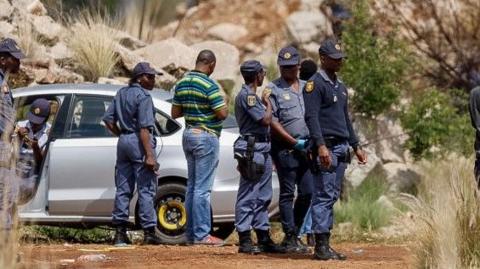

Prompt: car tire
[211,222,235,240]
[153,182,188,245]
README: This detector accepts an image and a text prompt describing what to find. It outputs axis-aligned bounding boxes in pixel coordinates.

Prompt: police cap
[277,45,300,66]
[0,38,25,60]
[240,60,264,76]
[133,62,163,78]
[319,38,345,59]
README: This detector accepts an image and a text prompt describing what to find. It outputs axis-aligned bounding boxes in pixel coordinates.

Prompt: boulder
[375,115,407,163]
[382,162,421,193]
[344,145,381,188]
[286,10,332,44]
[0,0,13,20]
[113,30,146,50]
[207,23,248,43]
[0,21,15,38]
[31,15,64,45]
[114,43,142,72]
[98,77,125,85]
[134,38,195,70]
[48,42,72,62]
[27,0,47,16]
[34,67,84,84]
[190,40,239,90]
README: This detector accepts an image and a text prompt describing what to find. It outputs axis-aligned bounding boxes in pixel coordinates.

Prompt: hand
[144,155,158,171]
[261,91,271,106]
[294,139,307,150]
[318,145,332,169]
[18,127,29,138]
[355,148,367,165]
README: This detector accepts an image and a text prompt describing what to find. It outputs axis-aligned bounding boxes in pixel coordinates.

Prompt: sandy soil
[19,243,413,269]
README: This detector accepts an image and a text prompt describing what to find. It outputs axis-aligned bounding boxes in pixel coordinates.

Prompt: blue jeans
[299,206,312,236]
[311,142,349,233]
[182,128,219,241]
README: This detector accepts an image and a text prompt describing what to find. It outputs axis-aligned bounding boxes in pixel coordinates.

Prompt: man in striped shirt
[171,50,228,245]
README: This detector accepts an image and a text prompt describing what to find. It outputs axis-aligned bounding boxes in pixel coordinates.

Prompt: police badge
[305,81,314,93]
[247,95,256,107]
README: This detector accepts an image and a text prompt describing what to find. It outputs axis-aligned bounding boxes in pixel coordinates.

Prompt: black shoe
[255,229,286,254]
[329,246,347,260]
[281,231,309,254]
[142,227,164,245]
[238,231,261,254]
[113,226,132,246]
[313,233,339,260]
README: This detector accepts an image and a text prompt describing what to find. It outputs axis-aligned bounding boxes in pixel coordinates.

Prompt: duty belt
[241,134,270,143]
[323,136,347,148]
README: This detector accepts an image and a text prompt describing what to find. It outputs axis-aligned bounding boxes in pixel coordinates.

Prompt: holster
[234,136,265,181]
[305,140,320,174]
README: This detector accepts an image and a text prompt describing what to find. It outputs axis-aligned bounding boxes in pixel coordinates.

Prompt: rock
[48,42,72,62]
[376,195,395,211]
[31,15,64,45]
[190,40,239,89]
[286,10,332,43]
[299,0,325,10]
[114,30,146,50]
[34,67,84,84]
[114,44,142,71]
[0,0,13,20]
[0,21,15,38]
[98,77,125,85]
[156,72,177,91]
[382,162,421,193]
[345,145,381,188]
[300,42,320,58]
[76,254,107,263]
[134,38,195,71]
[27,0,47,16]
[337,222,353,234]
[375,116,406,163]
[207,23,248,43]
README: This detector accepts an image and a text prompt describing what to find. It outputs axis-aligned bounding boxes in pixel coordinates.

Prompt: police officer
[303,39,367,260]
[234,60,284,254]
[103,62,163,246]
[268,46,312,253]
[0,38,25,235]
[15,98,51,203]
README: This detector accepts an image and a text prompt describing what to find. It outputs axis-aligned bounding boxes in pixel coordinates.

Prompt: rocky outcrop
[134,38,195,71]
[207,23,248,43]
[286,10,332,44]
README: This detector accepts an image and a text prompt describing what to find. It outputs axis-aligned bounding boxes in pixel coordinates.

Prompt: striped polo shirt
[172,71,226,136]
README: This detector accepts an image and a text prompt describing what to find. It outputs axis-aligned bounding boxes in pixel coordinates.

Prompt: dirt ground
[19,243,413,269]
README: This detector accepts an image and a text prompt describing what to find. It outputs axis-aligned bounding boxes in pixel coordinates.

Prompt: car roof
[13,83,173,100]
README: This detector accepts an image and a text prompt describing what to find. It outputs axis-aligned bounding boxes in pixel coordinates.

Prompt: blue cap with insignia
[240,60,265,76]
[319,38,345,59]
[277,45,300,66]
[133,62,163,78]
[0,38,25,60]
[28,98,50,125]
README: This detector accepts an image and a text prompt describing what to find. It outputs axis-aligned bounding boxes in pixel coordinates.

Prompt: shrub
[67,10,119,82]
[341,0,410,118]
[401,89,474,160]
[22,226,113,244]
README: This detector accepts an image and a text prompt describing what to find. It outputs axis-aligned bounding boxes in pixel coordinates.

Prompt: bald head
[195,49,216,76]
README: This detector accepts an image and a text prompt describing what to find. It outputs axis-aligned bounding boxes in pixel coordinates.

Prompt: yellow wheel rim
[158,200,187,231]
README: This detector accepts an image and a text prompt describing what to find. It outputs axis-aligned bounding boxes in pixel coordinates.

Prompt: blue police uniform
[304,67,359,234]
[234,83,272,233]
[103,82,157,229]
[0,38,24,231]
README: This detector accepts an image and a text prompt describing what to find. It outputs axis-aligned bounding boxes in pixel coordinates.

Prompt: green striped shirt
[172,71,226,136]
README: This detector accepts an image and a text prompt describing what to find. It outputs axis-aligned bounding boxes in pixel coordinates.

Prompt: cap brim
[11,51,25,59]
[27,111,47,125]
[278,58,300,66]
[328,52,346,59]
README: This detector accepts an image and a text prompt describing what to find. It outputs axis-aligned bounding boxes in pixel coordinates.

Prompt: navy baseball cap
[28,98,50,125]
[133,62,163,77]
[319,39,345,59]
[0,38,25,60]
[277,46,300,66]
[240,60,265,75]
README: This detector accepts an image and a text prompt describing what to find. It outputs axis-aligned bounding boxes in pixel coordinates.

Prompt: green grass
[21,226,113,244]
[334,174,393,231]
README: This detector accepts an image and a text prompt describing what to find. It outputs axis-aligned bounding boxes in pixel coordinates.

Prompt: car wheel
[211,222,235,240]
[154,182,188,245]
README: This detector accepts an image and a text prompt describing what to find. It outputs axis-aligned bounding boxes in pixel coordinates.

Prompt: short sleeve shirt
[234,84,269,136]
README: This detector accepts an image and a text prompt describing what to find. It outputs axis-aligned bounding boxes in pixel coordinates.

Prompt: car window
[66,95,112,138]
[15,96,63,125]
[155,110,180,136]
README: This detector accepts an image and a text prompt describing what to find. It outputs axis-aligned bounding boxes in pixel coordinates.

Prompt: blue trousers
[311,142,348,234]
[271,148,313,233]
[234,140,272,233]
[182,128,219,242]
[112,133,157,229]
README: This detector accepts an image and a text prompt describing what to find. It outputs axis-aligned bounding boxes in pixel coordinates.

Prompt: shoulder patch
[305,81,315,93]
[247,94,257,107]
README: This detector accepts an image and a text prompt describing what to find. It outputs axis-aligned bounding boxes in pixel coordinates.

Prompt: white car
[14,83,280,244]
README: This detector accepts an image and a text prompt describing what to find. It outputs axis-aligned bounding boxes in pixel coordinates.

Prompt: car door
[47,94,118,216]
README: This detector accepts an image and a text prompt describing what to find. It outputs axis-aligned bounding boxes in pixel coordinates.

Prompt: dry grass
[66,10,119,82]
[121,0,165,42]
[401,156,480,269]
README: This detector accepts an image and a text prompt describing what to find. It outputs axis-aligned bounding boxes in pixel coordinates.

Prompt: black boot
[142,227,164,245]
[238,231,261,254]
[255,229,286,254]
[306,233,315,247]
[281,231,309,254]
[113,226,132,246]
[313,233,346,260]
